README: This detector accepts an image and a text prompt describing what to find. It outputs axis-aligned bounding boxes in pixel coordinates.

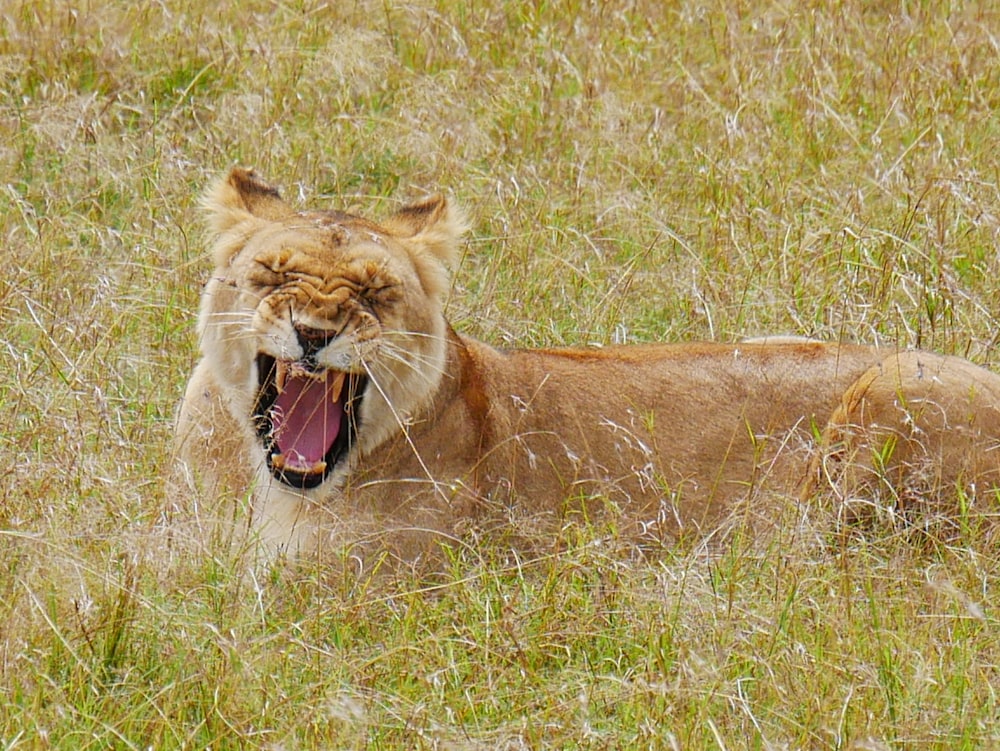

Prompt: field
[3,1,1000,747]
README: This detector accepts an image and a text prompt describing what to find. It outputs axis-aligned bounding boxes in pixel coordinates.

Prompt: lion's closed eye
[242,261,285,290]
[359,278,402,309]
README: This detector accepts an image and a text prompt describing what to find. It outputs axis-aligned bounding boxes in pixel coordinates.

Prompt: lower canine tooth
[330,372,347,403]
[275,361,287,393]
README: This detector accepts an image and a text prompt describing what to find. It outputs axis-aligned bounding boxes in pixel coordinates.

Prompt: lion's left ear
[384,195,468,267]
[383,194,469,298]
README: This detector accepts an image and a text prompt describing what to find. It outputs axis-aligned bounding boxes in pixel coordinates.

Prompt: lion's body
[173,169,1000,565]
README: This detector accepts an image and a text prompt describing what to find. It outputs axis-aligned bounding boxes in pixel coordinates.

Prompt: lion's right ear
[203,167,293,237]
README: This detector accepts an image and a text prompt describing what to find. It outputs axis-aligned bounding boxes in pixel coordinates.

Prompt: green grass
[3,0,1000,747]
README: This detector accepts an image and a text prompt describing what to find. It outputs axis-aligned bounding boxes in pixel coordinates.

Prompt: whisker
[365,362,411,393]
[375,344,447,386]
[204,307,254,316]
[355,352,414,392]
[378,344,442,375]
[378,336,448,368]
[207,313,253,323]
[202,331,257,346]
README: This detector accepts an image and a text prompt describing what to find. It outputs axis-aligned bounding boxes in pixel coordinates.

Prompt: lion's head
[197,168,467,490]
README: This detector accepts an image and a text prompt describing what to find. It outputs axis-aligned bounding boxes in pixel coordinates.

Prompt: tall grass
[2,1,1000,747]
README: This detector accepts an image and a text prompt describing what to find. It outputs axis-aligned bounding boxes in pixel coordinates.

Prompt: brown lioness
[173,168,1000,565]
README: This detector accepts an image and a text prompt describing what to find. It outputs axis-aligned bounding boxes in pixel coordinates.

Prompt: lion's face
[197,168,466,490]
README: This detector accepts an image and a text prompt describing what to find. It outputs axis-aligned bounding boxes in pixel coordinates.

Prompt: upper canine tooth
[275,361,288,393]
[330,371,347,403]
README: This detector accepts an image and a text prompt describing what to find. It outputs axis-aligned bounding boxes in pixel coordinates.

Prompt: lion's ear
[383,194,469,269]
[383,194,469,299]
[203,167,293,237]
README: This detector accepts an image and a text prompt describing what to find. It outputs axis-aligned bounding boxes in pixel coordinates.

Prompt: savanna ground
[2,1,1000,748]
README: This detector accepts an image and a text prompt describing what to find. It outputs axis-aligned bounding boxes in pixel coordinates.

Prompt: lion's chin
[252,353,366,489]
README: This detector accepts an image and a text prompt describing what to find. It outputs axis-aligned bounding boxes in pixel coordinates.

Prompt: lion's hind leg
[808,350,1000,539]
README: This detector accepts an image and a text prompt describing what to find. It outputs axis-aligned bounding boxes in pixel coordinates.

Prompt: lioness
[174,167,1000,564]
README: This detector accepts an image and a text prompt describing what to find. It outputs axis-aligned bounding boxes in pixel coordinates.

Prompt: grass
[2,0,1000,747]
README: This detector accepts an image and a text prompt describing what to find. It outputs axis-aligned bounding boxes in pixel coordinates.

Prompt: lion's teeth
[274,360,346,396]
[330,371,347,404]
[271,453,327,476]
[271,454,326,475]
[287,362,326,380]
[275,361,287,393]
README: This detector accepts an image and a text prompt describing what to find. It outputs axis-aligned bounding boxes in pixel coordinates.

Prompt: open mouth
[253,354,366,489]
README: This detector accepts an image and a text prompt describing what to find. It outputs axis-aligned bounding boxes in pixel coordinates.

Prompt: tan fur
[173,168,1000,567]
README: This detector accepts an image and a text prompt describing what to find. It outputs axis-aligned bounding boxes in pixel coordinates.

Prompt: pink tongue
[271,371,344,471]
